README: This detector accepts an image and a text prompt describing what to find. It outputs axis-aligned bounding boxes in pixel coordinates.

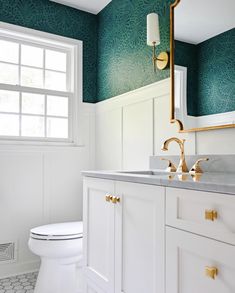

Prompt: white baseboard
[0,260,40,279]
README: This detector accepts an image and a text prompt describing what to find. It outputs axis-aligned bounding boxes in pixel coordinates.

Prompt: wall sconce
[147,13,169,72]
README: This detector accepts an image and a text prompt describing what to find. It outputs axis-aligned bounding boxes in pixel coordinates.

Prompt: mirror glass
[173,0,235,131]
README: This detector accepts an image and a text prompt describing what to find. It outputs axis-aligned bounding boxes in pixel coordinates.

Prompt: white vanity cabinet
[83,176,235,293]
[83,177,165,293]
[166,187,235,293]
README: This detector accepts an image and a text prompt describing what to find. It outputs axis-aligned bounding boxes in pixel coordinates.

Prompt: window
[0,23,82,144]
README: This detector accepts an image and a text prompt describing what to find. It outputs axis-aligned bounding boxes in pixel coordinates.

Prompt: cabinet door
[166,227,235,293]
[83,177,115,293]
[115,182,165,293]
[84,277,106,293]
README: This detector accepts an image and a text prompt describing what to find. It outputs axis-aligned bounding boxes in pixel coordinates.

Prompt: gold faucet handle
[161,158,177,172]
[189,158,209,174]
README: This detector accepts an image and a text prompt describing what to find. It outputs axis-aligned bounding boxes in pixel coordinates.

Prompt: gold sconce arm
[152,42,169,72]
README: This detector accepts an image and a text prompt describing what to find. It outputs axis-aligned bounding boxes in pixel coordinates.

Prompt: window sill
[0,138,85,151]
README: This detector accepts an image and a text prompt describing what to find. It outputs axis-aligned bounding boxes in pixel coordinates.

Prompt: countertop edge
[82,171,235,196]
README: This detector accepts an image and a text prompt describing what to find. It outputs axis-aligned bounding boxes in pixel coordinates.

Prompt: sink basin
[117,170,177,176]
[117,170,205,182]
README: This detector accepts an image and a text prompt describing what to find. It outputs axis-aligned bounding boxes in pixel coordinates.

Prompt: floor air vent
[0,242,16,263]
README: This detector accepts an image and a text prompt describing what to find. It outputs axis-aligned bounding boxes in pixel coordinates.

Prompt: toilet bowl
[28,221,83,293]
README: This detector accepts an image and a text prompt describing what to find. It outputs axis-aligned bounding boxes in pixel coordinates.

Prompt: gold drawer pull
[205,210,217,221]
[205,266,218,279]
[111,196,120,204]
[105,194,113,202]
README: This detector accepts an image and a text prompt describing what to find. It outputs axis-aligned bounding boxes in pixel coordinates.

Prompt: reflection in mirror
[173,0,235,131]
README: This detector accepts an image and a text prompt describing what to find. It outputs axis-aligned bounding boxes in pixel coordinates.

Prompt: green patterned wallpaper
[97,0,173,102]
[175,29,235,116]
[0,0,174,103]
[0,0,98,103]
[197,29,235,116]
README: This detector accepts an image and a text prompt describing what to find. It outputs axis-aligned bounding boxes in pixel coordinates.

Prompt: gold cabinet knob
[111,196,120,204]
[105,194,113,202]
[205,210,218,221]
[205,266,218,279]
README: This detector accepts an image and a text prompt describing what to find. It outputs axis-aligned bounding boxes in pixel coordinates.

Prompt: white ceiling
[50,0,112,14]
[175,0,235,44]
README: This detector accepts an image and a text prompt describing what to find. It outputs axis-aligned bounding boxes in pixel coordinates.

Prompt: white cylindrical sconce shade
[147,13,160,46]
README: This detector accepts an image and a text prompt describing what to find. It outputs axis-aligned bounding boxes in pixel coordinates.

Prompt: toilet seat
[30,221,83,241]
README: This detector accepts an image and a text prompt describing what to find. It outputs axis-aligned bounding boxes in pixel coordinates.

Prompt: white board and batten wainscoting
[95,77,235,171]
[95,78,195,171]
[0,103,95,278]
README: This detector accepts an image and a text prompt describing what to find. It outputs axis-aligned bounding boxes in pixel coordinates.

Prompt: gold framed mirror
[170,0,235,133]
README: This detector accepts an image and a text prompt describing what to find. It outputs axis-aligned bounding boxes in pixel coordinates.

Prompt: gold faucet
[161,137,189,173]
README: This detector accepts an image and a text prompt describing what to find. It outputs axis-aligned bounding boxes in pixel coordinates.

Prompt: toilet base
[34,257,83,293]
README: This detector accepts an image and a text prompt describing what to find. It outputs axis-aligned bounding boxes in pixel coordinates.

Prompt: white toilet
[28,221,83,293]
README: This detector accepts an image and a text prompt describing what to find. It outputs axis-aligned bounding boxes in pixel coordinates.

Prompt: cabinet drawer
[166,227,235,293]
[166,187,235,245]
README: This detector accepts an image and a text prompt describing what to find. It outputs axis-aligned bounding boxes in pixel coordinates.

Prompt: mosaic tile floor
[0,272,37,293]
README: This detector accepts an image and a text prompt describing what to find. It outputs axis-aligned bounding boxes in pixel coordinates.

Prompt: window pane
[47,95,68,117]
[21,45,43,68]
[45,50,66,71]
[22,93,45,115]
[47,117,68,138]
[45,70,66,91]
[0,90,19,113]
[0,40,19,63]
[0,114,19,136]
[0,63,18,85]
[21,67,43,88]
[21,115,44,137]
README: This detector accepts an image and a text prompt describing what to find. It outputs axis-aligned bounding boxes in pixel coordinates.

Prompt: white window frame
[0,22,83,146]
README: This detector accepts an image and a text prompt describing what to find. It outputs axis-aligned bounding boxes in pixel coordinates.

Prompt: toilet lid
[30,221,83,240]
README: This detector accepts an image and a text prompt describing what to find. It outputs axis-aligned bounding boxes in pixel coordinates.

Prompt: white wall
[0,103,95,278]
[2,77,234,278]
[95,78,235,171]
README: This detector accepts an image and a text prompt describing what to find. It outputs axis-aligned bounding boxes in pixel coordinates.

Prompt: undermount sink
[117,170,178,176]
[117,170,206,182]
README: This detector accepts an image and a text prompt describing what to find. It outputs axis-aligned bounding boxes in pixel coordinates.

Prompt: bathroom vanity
[82,163,235,293]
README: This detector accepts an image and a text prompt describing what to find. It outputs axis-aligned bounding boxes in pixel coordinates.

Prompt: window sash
[0,84,73,142]
[0,36,70,93]
[0,22,81,145]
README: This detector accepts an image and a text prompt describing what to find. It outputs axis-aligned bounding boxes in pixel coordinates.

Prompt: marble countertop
[82,170,235,195]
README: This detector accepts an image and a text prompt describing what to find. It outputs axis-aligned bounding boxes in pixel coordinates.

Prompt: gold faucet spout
[161,137,189,173]
[162,137,183,151]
